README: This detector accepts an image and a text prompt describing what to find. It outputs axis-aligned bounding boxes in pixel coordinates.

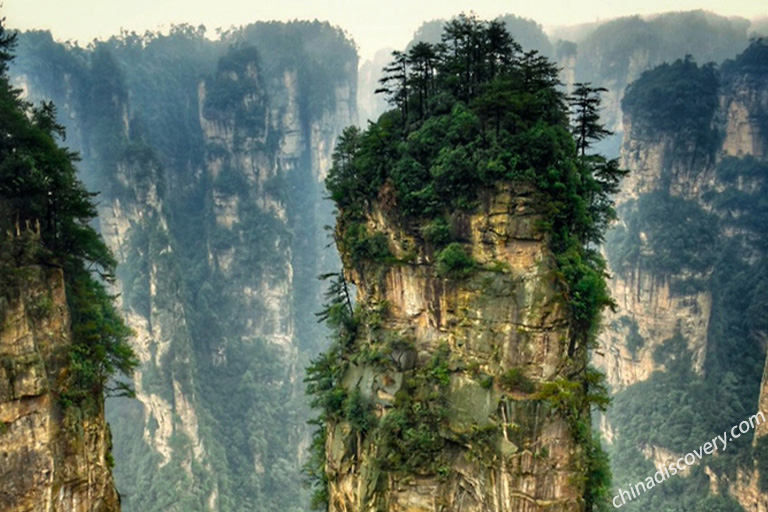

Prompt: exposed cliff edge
[597,40,768,511]
[0,262,120,512]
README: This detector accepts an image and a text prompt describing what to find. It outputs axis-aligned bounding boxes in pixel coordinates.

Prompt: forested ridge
[9,20,357,511]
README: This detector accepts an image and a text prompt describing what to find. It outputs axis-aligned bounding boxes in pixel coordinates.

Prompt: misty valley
[0,7,767,512]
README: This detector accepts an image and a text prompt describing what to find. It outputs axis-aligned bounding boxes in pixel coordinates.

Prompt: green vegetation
[721,37,768,80]
[605,190,718,286]
[583,432,613,512]
[202,46,270,144]
[420,216,451,246]
[715,155,768,183]
[709,156,768,237]
[539,367,610,420]
[609,329,733,456]
[537,367,611,511]
[375,347,452,474]
[0,24,137,411]
[620,317,645,356]
[436,242,476,278]
[28,292,53,320]
[622,56,719,144]
[341,222,394,263]
[499,367,535,393]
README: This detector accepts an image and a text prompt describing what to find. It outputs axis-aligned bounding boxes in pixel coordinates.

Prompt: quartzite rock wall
[327,185,588,512]
[0,264,120,512]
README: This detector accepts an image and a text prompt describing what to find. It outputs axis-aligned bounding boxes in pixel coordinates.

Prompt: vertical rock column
[0,265,120,512]
[326,185,588,512]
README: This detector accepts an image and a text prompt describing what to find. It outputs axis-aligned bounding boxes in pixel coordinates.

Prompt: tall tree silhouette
[569,83,611,158]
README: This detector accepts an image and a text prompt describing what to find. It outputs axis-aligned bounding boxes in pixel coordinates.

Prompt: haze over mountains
[1,6,767,512]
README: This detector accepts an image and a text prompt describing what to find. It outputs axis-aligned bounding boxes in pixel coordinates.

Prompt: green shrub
[436,243,476,278]
[624,318,645,356]
[421,217,451,246]
[605,191,718,279]
[583,432,612,512]
[28,293,53,320]
[342,222,393,263]
[343,388,377,434]
[622,56,718,138]
[538,378,582,418]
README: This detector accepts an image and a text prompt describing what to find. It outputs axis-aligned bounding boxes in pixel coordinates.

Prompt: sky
[4,0,767,61]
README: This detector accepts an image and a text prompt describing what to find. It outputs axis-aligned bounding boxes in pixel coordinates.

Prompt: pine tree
[569,83,612,158]
[376,50,409,124]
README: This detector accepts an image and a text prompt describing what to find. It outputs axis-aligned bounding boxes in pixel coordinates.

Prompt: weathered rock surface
[0,266,120,512]
[328,185,587,511]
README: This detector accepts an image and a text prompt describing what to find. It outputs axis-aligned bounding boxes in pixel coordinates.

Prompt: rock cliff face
[326,186,588,512]
[595,105,715,389]
[0,264,120,512]
[10,23,357,511]
[721,68,768,159]
[596,41,768,511]
[596,267,710,388]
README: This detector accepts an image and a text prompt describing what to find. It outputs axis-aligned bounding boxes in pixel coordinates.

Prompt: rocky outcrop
[593,104,716,391]
[721,72,768,158]
[596,268,709,389]
[327,185,587,512]
[0,264,120,512]
[357,48,392,125]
